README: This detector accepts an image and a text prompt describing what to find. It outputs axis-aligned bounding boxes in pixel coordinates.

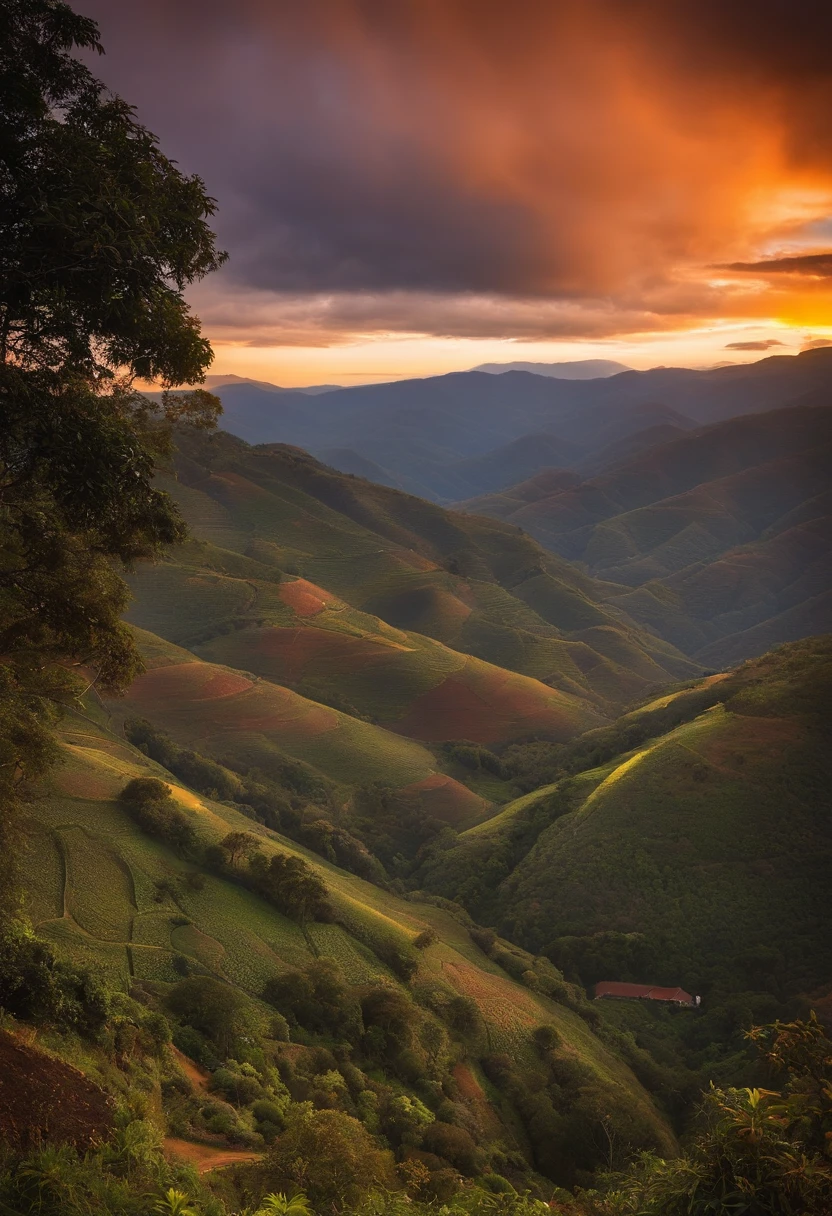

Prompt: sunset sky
[82,0,832,386]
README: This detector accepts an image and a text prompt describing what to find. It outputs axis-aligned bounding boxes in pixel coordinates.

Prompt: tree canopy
[0,0,225,923]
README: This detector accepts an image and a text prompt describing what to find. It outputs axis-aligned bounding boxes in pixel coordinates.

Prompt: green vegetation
[465,405,832,668]
[3,7,830,1216]
[124,430,696,720]
[0,0,222,934]
[566,1014,832,1215]
[417,637,832,1110]
[6,706,672,1197]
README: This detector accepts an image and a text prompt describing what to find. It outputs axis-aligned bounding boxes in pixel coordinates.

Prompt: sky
[80,0,832,387]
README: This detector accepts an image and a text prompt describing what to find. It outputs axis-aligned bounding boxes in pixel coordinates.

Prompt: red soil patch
[127,663,338,739]
[403,772,487,825]
[279,578,338,618]
[239,626,397,683]
[441,960,541,1025]
[453,1062,486,1102]
[0,1030,114,1151]
[452,1063,503,1137]
[131,662,253,703]
[390,663,583,744]
[195,670,255,699]
[163,1137,262,1173]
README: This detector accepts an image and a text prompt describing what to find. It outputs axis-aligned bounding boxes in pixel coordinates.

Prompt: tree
[119,778,197,856]
[577,1015,832,1215]
[221,831,259,868]
[0,0,224,927]
[262,1108,395,1211]
[166,976,250,1058]
[254,853,332,924]
[262,959,360,1037]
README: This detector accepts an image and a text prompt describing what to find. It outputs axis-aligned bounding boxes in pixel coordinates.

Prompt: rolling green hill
[116,627,490,829]
[128,428,697,723]
[124,557,607,747]
[18,703,675,1186]
[417,637,832,1009]
[460,406,832,666]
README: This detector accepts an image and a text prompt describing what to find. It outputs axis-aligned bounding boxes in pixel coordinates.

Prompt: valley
[3,8,831,1213]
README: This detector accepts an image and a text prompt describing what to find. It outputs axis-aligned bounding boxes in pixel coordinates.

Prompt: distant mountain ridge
[472,358,630,377]
[461,403,832,666]
[206,346,832,502]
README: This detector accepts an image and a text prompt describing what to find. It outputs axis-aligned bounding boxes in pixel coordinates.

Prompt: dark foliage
[118,777,197,856]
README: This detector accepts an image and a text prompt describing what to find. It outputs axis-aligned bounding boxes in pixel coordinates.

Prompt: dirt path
[163,1137,262,1173]
[170,1046,211,1094]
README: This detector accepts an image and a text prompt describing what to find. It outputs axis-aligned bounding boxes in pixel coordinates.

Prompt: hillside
[16,702,675,1188]
[417,638,832,1015]
[124,556,606,756]
[130,428,697,719]
[462,405,832,665]
[206,347,832,501]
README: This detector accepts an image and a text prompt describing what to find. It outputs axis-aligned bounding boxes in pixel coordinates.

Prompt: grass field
[17,704,673,1161]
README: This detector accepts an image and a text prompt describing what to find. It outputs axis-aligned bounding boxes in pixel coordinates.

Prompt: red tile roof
[595,981,693,1004]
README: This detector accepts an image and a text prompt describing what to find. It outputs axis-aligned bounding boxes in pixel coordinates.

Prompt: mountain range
[199,347,832,506]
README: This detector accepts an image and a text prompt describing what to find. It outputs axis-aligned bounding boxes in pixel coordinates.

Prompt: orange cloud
[83,0,832,344]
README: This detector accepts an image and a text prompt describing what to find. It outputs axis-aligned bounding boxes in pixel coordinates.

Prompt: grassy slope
[419,638,832,1002]
[19,709,673,1155]
[458,406,832,666]
[158,430,696,710]
[116,628,489,827]
[125,556,606,745]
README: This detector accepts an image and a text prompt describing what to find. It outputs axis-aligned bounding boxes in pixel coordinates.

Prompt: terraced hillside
[418,638,832,1010]
[461,405,832,665]
[126,428,696,726]
[19,705,675,1180]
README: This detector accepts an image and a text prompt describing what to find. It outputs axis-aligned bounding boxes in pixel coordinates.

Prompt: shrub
[263,960,360,1037]
[252,852,332,924]
[209,1066,262,1106]
[0,923,109,1034]
[261,1107,396,1211]
[167,976,251,1057]
[421,1122,479,1175]
[532,1025,560,1055]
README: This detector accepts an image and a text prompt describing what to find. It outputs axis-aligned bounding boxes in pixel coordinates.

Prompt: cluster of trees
[119,778,197,856]
[126,718,383,882]
[567,1014,832,1215]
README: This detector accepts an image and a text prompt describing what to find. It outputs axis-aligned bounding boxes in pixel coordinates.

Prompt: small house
[594,981,698,1007]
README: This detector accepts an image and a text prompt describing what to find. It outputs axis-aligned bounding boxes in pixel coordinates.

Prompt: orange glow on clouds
[84,0,832,384]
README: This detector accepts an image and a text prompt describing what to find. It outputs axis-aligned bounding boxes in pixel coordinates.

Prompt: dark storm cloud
[722,253,832,277]
[724,340,785,350]
[76,0,832,340]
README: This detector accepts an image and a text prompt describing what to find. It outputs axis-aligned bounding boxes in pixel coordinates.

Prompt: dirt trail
[170,1046,211,1093]
[163,1137,262,1173]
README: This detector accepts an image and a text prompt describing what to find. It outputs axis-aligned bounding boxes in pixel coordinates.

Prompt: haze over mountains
[206,347,832,505]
